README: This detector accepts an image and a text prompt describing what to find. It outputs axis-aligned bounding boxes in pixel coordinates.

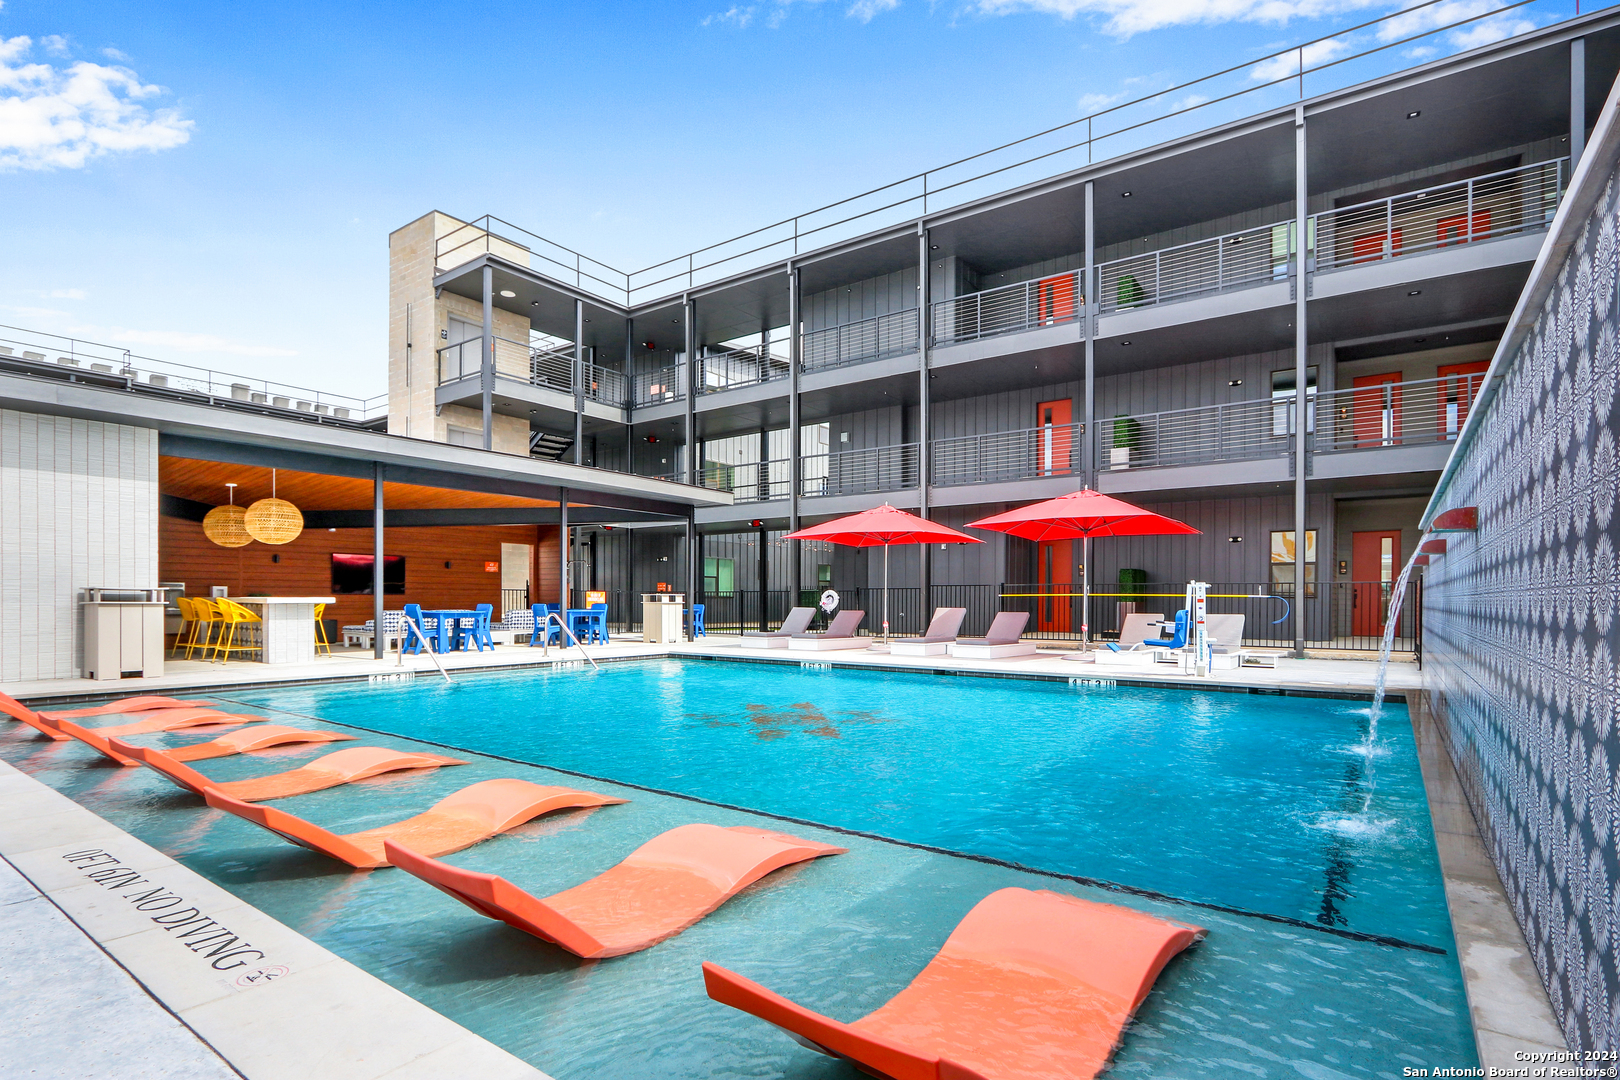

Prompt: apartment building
[387,9,1620,651]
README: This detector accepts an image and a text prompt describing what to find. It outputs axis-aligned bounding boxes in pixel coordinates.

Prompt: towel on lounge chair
[955,611,1029,647]
[205,779,627,868]
[386,823,844,958]
[110,741,467,801]
[743,607,816,638]
[704,887,1204,1080]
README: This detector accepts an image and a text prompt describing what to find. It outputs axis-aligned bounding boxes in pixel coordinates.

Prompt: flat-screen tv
[331,554,405,595]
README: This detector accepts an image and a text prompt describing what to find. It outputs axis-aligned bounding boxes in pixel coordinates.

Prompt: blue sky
[0,0,1578,397]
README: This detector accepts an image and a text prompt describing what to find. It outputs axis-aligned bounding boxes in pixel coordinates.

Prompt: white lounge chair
[787,610,866,651]
[948,612,1036,659]
[890,607,968,657]
[1090,612,1168,665]
[740,607,816,649]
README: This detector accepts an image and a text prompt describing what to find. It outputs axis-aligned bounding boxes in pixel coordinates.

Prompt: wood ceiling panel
[160,458,560,511]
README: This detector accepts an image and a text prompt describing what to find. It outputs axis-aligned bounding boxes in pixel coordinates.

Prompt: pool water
[0,658,1477,1078]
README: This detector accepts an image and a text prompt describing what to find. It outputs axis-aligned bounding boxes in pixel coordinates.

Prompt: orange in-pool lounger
[0,693,229,743]
[42,709,266,767]
[109,740,467,800]
[41,696,217,719]
[165,725,356,762]
[203,780,628,868]
[703,887,1205,1080]
[385,823,845,958]
[0,693,72,741]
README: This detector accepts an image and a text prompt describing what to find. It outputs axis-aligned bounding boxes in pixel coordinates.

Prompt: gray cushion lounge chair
[739,606,816,649]
[890,608,968,656]
[787,610,866,651]
[949,612,1038,659]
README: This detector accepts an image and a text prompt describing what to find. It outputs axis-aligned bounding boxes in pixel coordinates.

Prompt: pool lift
[537,612,600,671]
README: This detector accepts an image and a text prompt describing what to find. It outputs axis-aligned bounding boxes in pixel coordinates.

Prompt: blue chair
[459,603,494,651]
[691,604,706,638]
[529,604,562,646]
[589,602,609,644]
[1106,610,1188,653]
[402,604,437,655]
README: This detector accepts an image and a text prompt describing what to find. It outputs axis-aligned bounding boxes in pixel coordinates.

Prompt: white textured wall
[0,410,159,682]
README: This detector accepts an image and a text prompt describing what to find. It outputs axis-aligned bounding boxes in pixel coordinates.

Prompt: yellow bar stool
[314,603,332,656]
[184,597,221,660]
[213,598,263,665]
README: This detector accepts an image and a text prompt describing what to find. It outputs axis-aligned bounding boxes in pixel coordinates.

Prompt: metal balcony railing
[801,442,919,497]
[699,344,789,394]
[1098,398,1287,471]
[633,365,684,406]
[1314,371,1486,451]
[0,324,385,423]
[1099,222,1288,314]
[932,423,1083,486]
[930,270,1082,347]
[1312,157,1566,272]
[801,308,919,372]
[582,362,628,407]
[700,459,792,502]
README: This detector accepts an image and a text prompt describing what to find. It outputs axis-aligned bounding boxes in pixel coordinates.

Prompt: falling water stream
[1361,547,1424,813]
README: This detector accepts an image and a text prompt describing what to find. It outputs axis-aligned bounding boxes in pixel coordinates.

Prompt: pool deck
[0,637,1562,1074]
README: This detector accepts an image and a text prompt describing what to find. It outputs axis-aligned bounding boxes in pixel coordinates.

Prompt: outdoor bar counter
[235,596,334,665]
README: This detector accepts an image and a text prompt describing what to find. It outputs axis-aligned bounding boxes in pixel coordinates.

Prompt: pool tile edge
[0,757,554,1080]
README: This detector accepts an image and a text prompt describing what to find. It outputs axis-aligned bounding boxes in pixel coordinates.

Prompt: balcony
[699,344,789,395]
[1097,371,1485,472]
[1099,222,1286,315]
[932,423,1082,486]
[930,271,1081,347]
[802,442,919,498]
[438,337,629,408]
[633,365,684,407]
[802,309,919,373]
[700,459,791,502]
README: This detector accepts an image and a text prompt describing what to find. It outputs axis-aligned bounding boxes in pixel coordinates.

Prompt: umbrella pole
[1082,536,1090,647]
[882,542,890,643]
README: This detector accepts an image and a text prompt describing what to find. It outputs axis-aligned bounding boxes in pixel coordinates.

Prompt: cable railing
[1099,222,1288,314]
[699,344,789,395]
[1099,398,1286,470]
[801,308,919,372]
[801,442,919,498]
[931,271,1082,347]
[441,1,1581,307]
[1312,157,1567,272]
[932,422,1083,486]
[1314,372,1487,451]
[632,365,684,407]
[0,324,386,423]
[700,458,792,502]
[583,361,628,407]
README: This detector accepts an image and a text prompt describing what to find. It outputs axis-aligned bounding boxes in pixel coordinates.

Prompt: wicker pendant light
[202,483,251,548]
[244,469,303,545]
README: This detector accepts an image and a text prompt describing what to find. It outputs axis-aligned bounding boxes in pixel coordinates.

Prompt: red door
[1351,530,1402,638]
[1352,372,1403,447]
[1036,399,1073,477]
[1436,361,1489,440]
[1351,228,1403,263]
[1437,211,1491,246]
[1037,539,1074,633]
[1035,274,1077,324]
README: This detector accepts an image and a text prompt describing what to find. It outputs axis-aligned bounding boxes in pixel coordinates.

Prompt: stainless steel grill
[801,309,919,372]
[932,423,1082,485]
[931,270,1082,347]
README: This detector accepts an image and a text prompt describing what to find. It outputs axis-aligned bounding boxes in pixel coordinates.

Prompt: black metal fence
[691,580,1420,652]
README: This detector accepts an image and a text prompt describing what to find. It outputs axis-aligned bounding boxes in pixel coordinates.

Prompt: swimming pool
[1,658,1476,1077]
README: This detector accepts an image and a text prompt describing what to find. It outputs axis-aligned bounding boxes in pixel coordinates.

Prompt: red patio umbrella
[966,489,1199,644]
[784,504,982,643]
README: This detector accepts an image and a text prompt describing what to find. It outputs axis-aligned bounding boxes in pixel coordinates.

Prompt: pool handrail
[538,612,600,670]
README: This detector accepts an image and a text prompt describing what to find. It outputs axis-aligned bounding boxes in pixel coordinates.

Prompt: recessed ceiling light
[1406,110,1421,119]
[530,300,540,307]
[1407,289,1422,296]
[931,245,939,250]
[1121,191,1132,197]
[1415,337,1428,343]
[1120,340,1132,346]
[499,290,516,298]
[1229,379,1243,386]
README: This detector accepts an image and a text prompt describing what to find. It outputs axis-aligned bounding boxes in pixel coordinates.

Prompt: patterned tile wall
[0,411,159,682]
[1421,161,1620,1051]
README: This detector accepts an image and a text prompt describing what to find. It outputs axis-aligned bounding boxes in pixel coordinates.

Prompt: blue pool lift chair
[1106,609,1187,652]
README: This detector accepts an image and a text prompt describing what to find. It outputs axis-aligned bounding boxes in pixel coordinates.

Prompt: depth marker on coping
[209,695,1447,956]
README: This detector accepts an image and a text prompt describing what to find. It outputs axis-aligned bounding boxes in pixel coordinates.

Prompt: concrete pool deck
[0,639,1560,1074]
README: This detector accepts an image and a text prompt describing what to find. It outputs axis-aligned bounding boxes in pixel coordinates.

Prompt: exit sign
[484,561,499,573]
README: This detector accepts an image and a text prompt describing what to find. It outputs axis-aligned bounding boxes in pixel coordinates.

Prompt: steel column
[480,265,494,451]
[1293,105,1309,659]
[788,264,802,601]
[372,462,385,659]
[1083,181,1096,487]
[758,521,769,632]
[917,227,932,607]
[573,299,585,465]
[683,297,696,485]
[1573,37,1588,167]
[625,316,635,471]
[558,487,569,612]
[685,509,697,632]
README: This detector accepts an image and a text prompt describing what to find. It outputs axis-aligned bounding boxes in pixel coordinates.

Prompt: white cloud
[40,34,69,57]
[44,288,86,299]
[969,0,1385,37]
[0,35,192,171]
[1077,89,1127,113]
[1249,36,1352,82]
[101,46,131,62]
[68,325,298,358]
[703,5,757,25]
[848,0,899,20]
[1448,13,1535,49]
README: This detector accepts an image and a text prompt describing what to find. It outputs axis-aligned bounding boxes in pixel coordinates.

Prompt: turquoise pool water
[0,658,1476,1078]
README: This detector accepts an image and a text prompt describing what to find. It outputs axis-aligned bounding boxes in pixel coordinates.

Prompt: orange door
[1436,211,1491,246]
[1436,361,1489,440]
[1035,274,1077,324]
[1351,228,1403,263]
[1037,539,1073,633]
[1352,372,1402,447]
[1036,399,1073,477]
[1351,530,1402,638]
